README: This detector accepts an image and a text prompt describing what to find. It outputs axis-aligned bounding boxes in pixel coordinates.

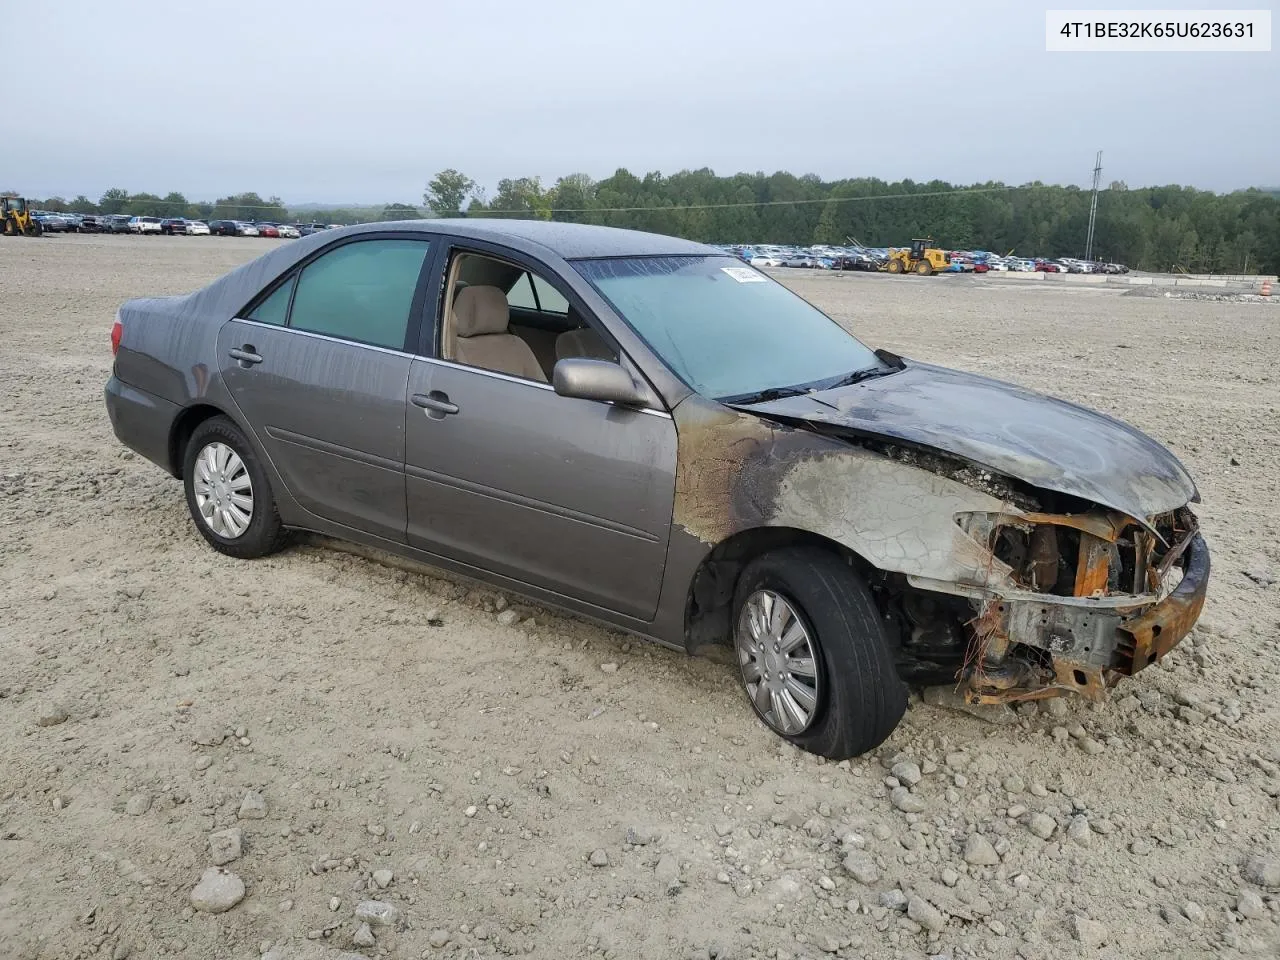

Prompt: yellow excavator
[2,196,42,236]
[884,238,948,275]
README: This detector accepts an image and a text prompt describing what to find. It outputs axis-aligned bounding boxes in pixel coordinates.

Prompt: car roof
[324,218,717,260]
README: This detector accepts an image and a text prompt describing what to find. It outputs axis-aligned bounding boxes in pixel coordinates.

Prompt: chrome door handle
[229,346,263,366]
[411,392,459,416]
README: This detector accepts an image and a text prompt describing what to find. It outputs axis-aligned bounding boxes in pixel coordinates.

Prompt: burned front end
[947,504,1209,703]
[676,381,1210,707]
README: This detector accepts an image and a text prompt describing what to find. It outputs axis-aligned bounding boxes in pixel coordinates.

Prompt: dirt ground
[2,235,1278,960]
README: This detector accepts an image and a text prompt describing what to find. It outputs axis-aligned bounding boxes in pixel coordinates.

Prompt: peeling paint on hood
[730,359,1199,521]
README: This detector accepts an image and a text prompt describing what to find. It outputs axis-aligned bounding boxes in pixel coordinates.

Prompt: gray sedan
[104,220,1209,759]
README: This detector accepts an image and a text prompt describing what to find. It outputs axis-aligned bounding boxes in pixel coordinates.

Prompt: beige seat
[453,285,547,382]
[554,326,614,363]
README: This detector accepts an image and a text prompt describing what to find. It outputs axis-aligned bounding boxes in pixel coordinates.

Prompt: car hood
[730,359,1198,521]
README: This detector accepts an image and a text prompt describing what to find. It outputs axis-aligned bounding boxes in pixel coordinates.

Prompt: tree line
[18,171,1280,273]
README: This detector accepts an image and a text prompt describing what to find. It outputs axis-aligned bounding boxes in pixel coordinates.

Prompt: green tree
[99,188,130,215]
[379,202,423,221]
[69,195,98,214]
[41,196,69,212]
[550,173,596,223]
[424,169,475,217]
[813,199,841,245]
[125,193,166,217]
[211,193,287,221]
[489,177,551,219]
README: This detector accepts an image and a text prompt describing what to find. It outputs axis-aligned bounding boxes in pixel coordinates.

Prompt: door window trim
[226,316,418,360]
[235,231,439,354]
[414,354,672,419]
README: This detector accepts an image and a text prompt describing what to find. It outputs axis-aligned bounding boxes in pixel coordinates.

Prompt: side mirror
[552,358,649,407]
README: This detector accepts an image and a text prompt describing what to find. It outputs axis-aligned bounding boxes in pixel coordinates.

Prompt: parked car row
[956,254,1130,275]
[724,244,886,272]
[29,211,339,239]
[719,242,1129,277]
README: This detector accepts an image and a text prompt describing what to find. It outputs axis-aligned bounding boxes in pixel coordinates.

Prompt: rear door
[218,234,435,542]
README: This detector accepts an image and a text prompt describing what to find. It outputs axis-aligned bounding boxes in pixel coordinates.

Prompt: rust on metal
[1154,522,1197,581]
[1115,533,1209,674]
[1012,510,1131,542]
[1073,533,1112,597]
[1028,525,1059,591]
[1050,660,1108,700]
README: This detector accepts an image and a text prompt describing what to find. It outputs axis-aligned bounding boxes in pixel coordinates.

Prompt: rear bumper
[104,375,180,475]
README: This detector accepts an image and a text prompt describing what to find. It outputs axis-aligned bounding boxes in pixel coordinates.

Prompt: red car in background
[254,223,281,238]
[1035,259,1062,273]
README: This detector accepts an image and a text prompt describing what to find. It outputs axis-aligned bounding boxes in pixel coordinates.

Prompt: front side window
[574,255,883,400]
[288,238,430,350]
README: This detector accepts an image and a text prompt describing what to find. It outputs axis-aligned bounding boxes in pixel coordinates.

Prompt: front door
[404,360,677,619]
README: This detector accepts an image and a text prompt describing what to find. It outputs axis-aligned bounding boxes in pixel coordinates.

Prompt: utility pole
[1084,150,1102,262]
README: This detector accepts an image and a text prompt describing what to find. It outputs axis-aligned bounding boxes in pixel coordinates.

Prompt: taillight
[110,316,123,355]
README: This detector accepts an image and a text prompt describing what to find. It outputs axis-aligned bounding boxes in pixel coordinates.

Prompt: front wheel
[183,416,287,559]
[732,547,906,759]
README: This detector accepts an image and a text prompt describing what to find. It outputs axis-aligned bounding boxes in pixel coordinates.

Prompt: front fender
[670,396,1014,590]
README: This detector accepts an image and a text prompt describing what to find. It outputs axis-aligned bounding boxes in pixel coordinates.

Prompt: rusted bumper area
[1113,531,1210,675]
[963,531,1210,704]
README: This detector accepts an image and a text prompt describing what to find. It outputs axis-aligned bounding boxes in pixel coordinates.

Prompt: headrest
[454,285,509,338]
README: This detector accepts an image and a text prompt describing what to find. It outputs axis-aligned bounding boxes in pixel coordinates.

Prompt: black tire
[182,415,287,559]
[916,260,933,275]
[732,547,906,759]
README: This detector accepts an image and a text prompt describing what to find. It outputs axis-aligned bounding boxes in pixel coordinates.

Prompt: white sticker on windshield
[721,266,768,283]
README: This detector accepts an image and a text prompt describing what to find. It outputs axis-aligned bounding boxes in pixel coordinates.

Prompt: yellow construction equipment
[1,196,42,236]
[884,238,948,275]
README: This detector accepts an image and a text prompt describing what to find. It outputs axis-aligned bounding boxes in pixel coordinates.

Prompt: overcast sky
[5,0,1275,204]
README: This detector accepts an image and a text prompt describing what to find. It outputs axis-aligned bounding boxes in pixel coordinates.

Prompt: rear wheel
[183,416,287,559]
[732,547,907,759]
[916,260,933,275]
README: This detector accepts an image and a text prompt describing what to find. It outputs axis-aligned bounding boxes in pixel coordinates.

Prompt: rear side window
[506,270,569,314]
[287,239,430,350]
[248,276,294,326]
[531,274,568,314]
[506,272,537,310]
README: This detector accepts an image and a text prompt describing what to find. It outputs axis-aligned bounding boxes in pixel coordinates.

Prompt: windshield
[574,255,882,400]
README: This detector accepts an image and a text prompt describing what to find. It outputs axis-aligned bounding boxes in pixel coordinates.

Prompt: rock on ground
[843,852,879,885]
[1236,890,1267,920]
[208,827,243,866]
[354,900,400,928]
[1241,853,1280,889]
[907,895,947,933]
[190,868,246,914]
[1069,915,1108,947]
[238,790,267,820]
[963,834,1000,866]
